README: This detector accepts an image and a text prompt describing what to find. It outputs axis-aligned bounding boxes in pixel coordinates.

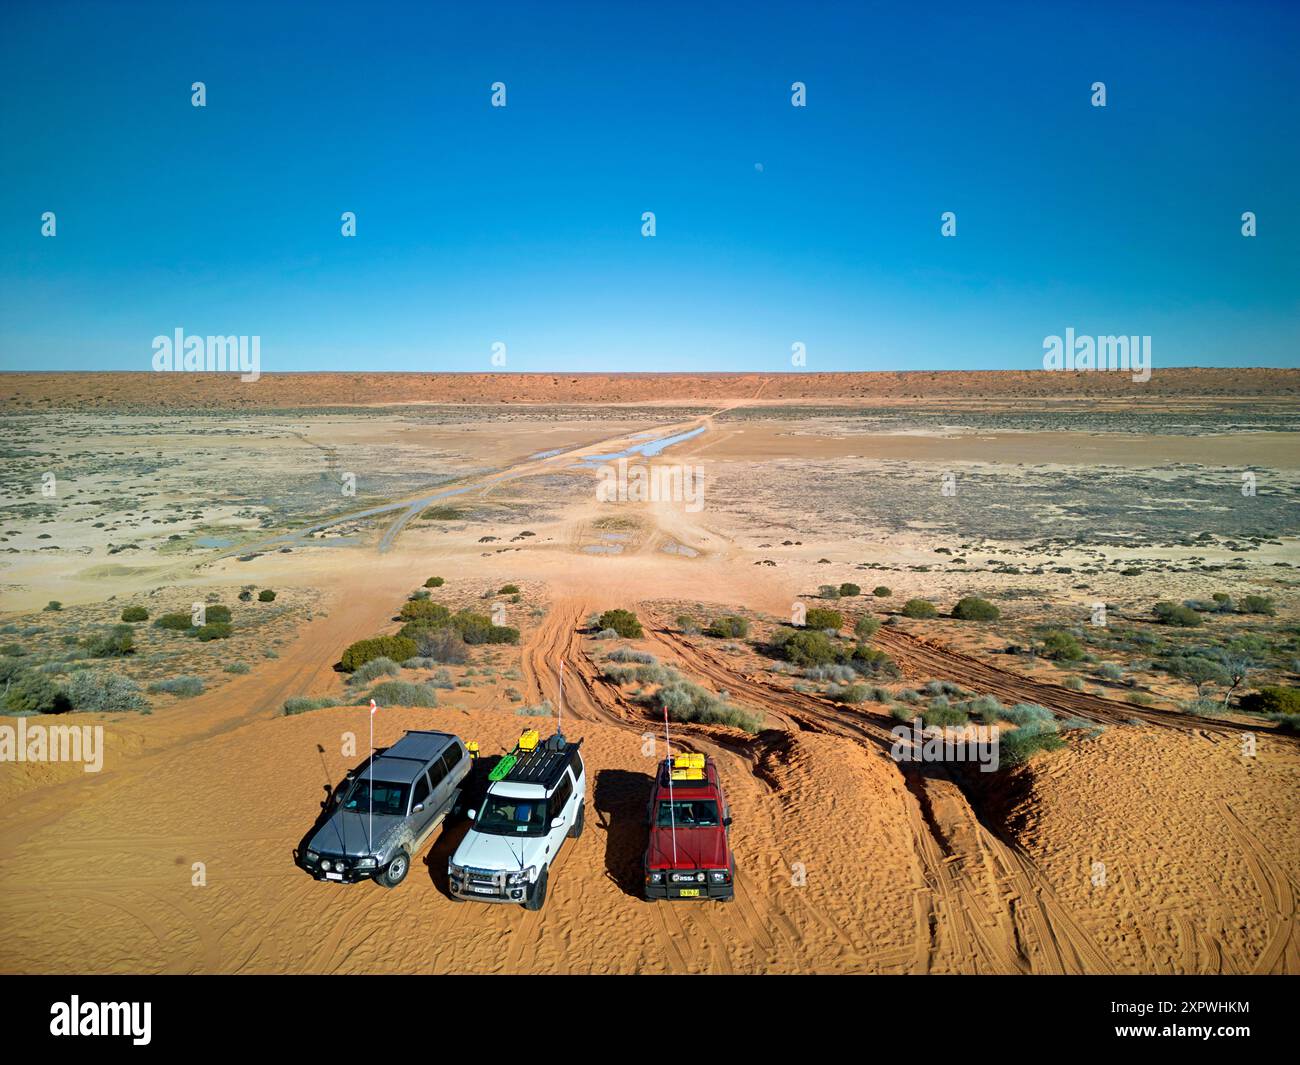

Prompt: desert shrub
[675,614,700,634]
[594,628,620,640]
[283,695,339,716]
[83,625,135,658]
[1001,702,1054,726]
[895,688,921,703]
[1000,721,1065,766]
[498,584,520,595]
[656,682,762,733]
[0,644,26,657]
[1041,630,1084,661]
[805,664,857,684]
[772,627,839,667]
[873,586,892,598]
[854,615,880,640]
[608,647,657,664]
[4,672,70,714]
[839,583,861,597]
[919,703,969,727]
[363,681,439,707]
[1238,686,1300,716]
[952,597,1000,621]
[223,661,251,674]
[194,622,232,642]
[516,700,554,717]
[704,615,749,638]
[340,635,418,672]
[238,589,253,601]
[67,671,146,711]
[1097,662,1124,682]
[45,600,62,611]
[154,613,194,632]
[120,606,149,623]
[849,645,900,678]
[258,589,276,602]
[924,680,965,697]
[597,609,643,638]
[1153,601,1203,628]
[147,675,205,698]
[1127,691,1156,706]
[804,608,843,631]
[0,658,27,683]
[452,611,520,645]
[901,599,938,619]
[1239,595,1276,616]
[424,576,445,588]
[409,589,431,602]
[1169,655,1227,694]
[1064,676,1084,690]
[818,585,841,599]
[828,682,869,703]
[414,627,470,664]
[889,703,917,724]
[400,600,452,623]
[347,657,401,686]
[964,694,1005,724]
[204,605,232,624]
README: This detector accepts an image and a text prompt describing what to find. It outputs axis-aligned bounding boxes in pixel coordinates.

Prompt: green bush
[1000,721,1065,766]
[1041,631,1084,661]
[120,606,149,623]
[4,672,71,714]
[364,680,439,708]
[704,615,749,638]
[66,671,147,711]
[204,604,232,624]
[1001,703,1054,726]
[597,609,643,639]
[414,627,470,664]
[952,597,1000,621]
[424,576,445,588]
[854,615,880,640]
[919,703,969,727]
[400,600,452,623]
[901,599,938,619]
[83,625,135,658]
[873,586,892,598]
[258,589,276,602]
[1238,686,1300,716]
[452,611,520,645]
[223,661,251,674]
[154,612,195,632]
[804,608,843,631]
[341,635,418,672]
[498,584,520,595]
[818,585,841,599]
[194,622,232,642]
[655,681,762,733]
[45,600,62,612]
[772,627,839,667]
[848,644,900,679]
[839,583,861,597]
[1153,601,1203,628]
[347,657,401,686]
[147,675,205,698]
[828,682,869,703]
[1239,595,1276,616]
[283,695,340,716]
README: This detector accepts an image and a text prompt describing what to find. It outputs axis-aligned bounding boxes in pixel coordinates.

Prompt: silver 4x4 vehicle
[298,730,471,888]
[447,730,585,910]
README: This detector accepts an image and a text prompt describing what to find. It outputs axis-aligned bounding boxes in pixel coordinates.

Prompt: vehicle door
[544,770,574,860]
[409,770,437,841]
[431,743,461,814]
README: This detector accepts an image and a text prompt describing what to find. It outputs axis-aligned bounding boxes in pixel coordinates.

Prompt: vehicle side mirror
[723,816,733,827]
[551,816,565,829]
[467,809,477,821]
[412,803,424,813]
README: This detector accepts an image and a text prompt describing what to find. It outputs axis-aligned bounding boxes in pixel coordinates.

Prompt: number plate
[678,888,700,898]
[472,886,497,894]
[325,872,343,881]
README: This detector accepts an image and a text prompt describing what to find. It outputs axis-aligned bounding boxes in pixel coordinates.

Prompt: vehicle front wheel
[524,866,549,911]
[567,801,585,839]
[377,851,409,889]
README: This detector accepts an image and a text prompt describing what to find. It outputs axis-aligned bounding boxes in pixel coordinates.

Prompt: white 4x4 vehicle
[448,731,585,911]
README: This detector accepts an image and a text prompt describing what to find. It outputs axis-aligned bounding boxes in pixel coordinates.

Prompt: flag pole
[663,704,677,865]
[558,659,564,736]
[368,699,377,851]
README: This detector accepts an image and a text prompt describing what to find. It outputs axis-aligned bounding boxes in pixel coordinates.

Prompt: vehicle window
[655,799,720,828]
[550,774,573,820]
[411,773,430,809]
[439,745,461,778]
[571,751,584,780]
[476,795,549,837]
[342,779,409,818]
[427,756,448,788]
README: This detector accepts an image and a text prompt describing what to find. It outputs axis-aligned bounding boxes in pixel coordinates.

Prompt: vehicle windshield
[475,795,549,836]
[342,778,409,817]
[655,799,720,828]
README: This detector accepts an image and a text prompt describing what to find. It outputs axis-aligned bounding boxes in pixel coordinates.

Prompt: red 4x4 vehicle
[644,753,735,902]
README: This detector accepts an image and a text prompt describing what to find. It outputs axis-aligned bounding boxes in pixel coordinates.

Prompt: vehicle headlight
[356,857,376,870]
[448,862,461,877]
[507,866,535,885]
[321,859,332,871]
[710,870,730,883]
[649,871,664,884]
[305,851,319,863]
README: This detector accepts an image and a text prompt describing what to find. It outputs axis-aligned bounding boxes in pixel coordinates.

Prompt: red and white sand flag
[663,704,677,864]
[368,699,378,850]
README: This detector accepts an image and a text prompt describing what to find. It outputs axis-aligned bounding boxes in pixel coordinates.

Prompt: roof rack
[488,730,581,789]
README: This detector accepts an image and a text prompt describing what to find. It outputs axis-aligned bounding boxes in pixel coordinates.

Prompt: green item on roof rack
[489,753,518,781]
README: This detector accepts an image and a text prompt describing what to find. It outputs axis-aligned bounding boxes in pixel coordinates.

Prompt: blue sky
[1,0,1296,374]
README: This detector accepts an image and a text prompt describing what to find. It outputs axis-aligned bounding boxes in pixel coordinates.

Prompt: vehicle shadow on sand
[594,768,652,899]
